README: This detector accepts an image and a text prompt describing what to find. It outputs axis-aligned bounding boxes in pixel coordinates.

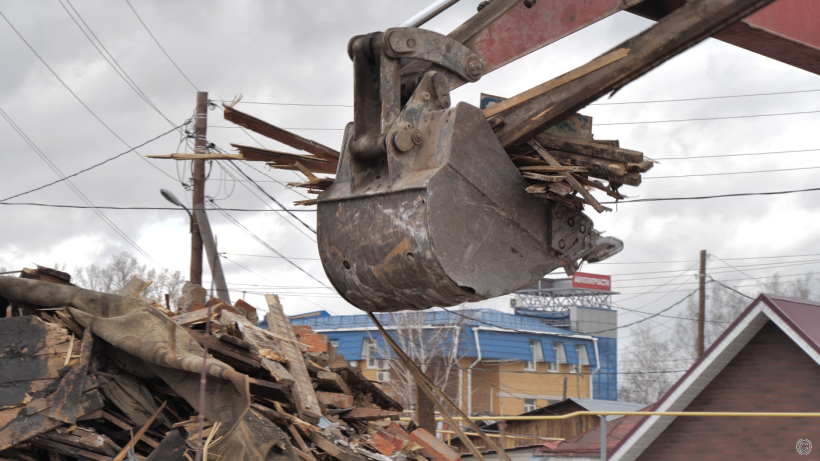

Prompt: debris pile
[0,267,460,461]
[499,113,653,212]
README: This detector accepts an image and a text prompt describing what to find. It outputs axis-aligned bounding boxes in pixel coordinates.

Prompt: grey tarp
[0,277,282,460]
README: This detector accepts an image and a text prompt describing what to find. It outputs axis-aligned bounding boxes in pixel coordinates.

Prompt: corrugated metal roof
[564,398,645,421]
[764,294,820,354]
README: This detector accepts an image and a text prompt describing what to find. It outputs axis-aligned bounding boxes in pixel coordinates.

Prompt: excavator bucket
[317,29,621,312]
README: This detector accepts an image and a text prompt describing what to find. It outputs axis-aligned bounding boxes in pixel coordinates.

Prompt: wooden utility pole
[697,250,707,357]
[190,92,208,285]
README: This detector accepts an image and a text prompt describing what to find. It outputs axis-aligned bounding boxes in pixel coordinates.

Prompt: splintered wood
[265,294,323,422]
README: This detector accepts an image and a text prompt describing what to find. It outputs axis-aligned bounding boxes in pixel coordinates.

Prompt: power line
[0,203,316,212]
[221,252,320,261]
[59,0,178,128]
[214,161,316,242]
[591,88,820,106]
[0,6,180,183]
[653,147,820,161]
[208,126,344,131]
[603,185,820,204]
[205,198,327,286]
[596,109,820,127]
[643,164,820,180]
[0,124,183,203]
[236,88,820,109]
[123,0,198,91]
[0,104,162,268]
[222,160,317,234]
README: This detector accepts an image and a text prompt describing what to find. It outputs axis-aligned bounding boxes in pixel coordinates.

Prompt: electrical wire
[0,124,184,203]
[643,164,820,180]
[595,109,820,126]
[0,7,180,184]
[221,252,320,261]
[205,198,327,286]
[653,147,820,161]
[0,203,315,212]
[0,104,162,268]
[123,0,198,91]
[601,185,820,204]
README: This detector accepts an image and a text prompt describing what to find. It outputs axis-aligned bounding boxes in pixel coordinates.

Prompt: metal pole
[600,415,607,461]
[190,92,208,285]
[398,0,461,27]
[697,250,707,357]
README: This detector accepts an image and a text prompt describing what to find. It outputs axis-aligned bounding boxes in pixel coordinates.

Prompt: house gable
[612,295,820,460]
[635,321,820,460]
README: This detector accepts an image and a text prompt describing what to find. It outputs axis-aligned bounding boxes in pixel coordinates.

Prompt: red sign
[572,272,611,291]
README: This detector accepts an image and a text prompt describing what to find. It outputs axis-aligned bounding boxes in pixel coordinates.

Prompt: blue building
[290,280,617,415]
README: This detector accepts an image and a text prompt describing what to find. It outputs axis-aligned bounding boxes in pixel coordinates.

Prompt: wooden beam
[232,144,338,174]
[223,105,339,163]
[534,135,643,163]
[482,48,629,118]
[147,153,247,161]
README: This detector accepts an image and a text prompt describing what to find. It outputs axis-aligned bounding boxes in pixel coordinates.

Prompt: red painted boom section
[461,0,820,78]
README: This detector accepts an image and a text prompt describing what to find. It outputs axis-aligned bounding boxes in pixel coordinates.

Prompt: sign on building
[572,272,611,291]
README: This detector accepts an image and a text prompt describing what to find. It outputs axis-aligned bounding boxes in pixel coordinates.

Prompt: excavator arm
[313,0,781,312]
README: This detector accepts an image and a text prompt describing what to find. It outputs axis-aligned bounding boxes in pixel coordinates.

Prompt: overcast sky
[1,0,819,352]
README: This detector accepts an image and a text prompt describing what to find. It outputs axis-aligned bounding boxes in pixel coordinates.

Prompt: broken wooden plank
[31,439,113,461]
[534,135,643,164]
[517,165,587,173]
[315,392,354,409]
[571,174,626,200]
[329,365,403,412]
[533,149,628,177]
[147,153,248,161]
[0,390,104,451]
[521,172,567,183]
[248,377,293,404]
[230,144,338,174]
[186,328,262,372]
[339,408,400,422]
[224,105,339,163]
[265,294,322,423]
[311,433,365,461]
[315,371,352,395]
[482,48,629,118]
[112,401,166,461]
[48,331,94,423]
[528,140,609,213]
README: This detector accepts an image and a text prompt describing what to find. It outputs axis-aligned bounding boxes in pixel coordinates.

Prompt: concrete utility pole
[190,92,208,285]
[697,250,707,357]
[416,381,436,434]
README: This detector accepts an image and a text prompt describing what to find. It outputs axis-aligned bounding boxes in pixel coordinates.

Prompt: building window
[553,343,567,364]
[526,340,542,371]
[548,361,559,373]
[329,339,339,349]
[524,398,537,413]
[575,344,590,366]
[363,338,378,369]
[570,364,580,374]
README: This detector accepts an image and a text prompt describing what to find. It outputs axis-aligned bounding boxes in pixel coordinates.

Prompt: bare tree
[621,275,819,404]
[73,252,185,308]
[371,308,473,410]
[618,323,683,405]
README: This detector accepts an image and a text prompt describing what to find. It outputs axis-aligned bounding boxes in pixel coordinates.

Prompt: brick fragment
[370,430,408,456]
[386,421,410,439]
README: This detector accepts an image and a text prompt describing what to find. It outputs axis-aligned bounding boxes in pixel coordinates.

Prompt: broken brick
[370,430,408,456]
[386,421,410,439]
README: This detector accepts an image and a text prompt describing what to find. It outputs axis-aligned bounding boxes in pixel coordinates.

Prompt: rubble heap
[0,266,458,461]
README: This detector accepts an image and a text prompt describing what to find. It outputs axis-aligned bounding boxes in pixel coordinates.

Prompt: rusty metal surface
[384,28,484,83]
[318,102,564,312]
[631,0,820,76]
